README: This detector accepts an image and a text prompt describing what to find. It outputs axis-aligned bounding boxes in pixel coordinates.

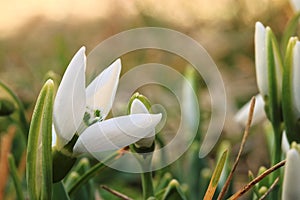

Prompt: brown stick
[101,185,133,200]
[258,177,280,200]
[217,96,256,200]
[228,160,286,200]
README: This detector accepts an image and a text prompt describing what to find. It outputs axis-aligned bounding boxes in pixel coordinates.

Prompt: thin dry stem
[258,177,280,200]
[101,185,133,200]
[217,96,256,200]
[228,160,286,200]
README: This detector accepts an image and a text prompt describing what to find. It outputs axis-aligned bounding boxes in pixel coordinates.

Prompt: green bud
[127,92,151,114]
[0,99,15,116]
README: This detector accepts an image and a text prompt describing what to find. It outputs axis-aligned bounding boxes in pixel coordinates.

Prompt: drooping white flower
[282,148,300,200]
[234,94,266,127]
[52,46,162,154]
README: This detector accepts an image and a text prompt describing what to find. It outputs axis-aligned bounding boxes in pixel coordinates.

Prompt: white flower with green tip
[52,47,162,154]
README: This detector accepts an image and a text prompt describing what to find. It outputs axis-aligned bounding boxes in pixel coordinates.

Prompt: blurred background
[0,0,295,199]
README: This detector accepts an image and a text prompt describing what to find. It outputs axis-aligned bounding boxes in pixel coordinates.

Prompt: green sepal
[0,99,15,116]
[26,79,54,200]
[282,37,300,142]
[52,147,77,183]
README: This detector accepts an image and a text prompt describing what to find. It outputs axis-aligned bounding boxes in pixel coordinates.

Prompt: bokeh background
[0,0,294,199]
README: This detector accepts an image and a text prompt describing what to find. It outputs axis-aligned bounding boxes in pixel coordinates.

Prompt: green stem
[269,124,282,199]
[68,151,120,196]
[141,171,154,200]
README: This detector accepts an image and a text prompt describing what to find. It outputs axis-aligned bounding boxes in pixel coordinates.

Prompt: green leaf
[26,79,54,200]
[203,149,228,200]
[282,37,299,142]
[8,154,25,200]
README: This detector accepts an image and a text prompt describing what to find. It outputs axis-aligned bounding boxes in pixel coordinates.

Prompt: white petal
[255,22,268,96]
[293,42,300,118]
[130,99,155,147]
[234,94,266,126]
[130,99,148,114]
[291,0,300,12]
[73,113,162,154]
[86,59,121,119]
[282,149,300,200]
[53,47,86,146]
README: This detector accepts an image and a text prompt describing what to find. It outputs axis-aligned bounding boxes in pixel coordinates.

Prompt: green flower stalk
[128,93,162,200]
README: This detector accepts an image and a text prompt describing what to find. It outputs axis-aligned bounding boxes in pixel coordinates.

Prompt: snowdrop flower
[282,148,300,200]
[235,22,282,126]
[234,94,266,126]
[291,0,300,12]
[52,46,162,154]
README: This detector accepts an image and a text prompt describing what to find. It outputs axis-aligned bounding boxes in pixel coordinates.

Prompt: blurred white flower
[52,47,162,154]
[234,94,266,127]
[282,148,300,200]
[291,0,300,12]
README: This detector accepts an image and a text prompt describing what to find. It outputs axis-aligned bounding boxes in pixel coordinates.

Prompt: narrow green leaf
[26,79,54,200]
[283,37,299,142]
[203,149,228,200]
[8,154,25,200]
